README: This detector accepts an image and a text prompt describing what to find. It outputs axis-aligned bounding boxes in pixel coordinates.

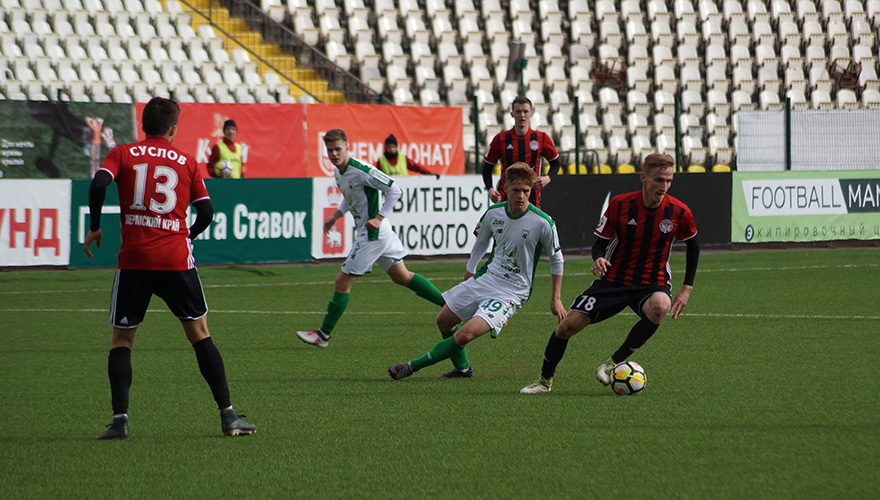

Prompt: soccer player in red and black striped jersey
[85,97,256,438]
[481,96,561,208]
[521,153,700,393]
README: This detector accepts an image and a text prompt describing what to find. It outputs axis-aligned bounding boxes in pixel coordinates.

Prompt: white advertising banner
[388,176,488,256]
[0,179,71,266]
[732,171,880,242]
[311,176,490,259]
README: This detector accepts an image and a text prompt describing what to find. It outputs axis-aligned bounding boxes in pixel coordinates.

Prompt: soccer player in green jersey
[388,163,566,380]
[296,129,446,348]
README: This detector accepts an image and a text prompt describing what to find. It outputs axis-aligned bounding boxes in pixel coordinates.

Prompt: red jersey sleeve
[207,143,221,166]
[189,157,210,203]
[541,132,560,162]
[406,157,433,175]
[676,204,698,240]
[594,197,620,240]
[98,145,125,179]
[483,133,502,164]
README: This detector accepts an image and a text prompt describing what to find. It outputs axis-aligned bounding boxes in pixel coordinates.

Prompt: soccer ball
[610,361,646,395]
[217,160,234,178]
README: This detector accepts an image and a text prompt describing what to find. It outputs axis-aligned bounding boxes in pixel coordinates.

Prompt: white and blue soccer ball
[611,361,646,395]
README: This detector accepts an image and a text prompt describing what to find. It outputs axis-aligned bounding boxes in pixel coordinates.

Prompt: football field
[1,248,878,499]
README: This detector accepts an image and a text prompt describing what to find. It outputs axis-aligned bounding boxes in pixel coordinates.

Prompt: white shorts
[341,222,408,276]
[442,273,525,338]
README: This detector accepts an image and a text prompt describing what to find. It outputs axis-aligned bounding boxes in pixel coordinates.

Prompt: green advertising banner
[0,101,135,179]
[70,178,313,268]
[732,171,880,243]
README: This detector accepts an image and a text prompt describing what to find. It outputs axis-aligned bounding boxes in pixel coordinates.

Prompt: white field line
[1,308,878,320]
[1,263,876,296]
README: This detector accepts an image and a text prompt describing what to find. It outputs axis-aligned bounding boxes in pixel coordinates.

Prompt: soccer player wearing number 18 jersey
[85,97,255,438]
[521,153,700,393]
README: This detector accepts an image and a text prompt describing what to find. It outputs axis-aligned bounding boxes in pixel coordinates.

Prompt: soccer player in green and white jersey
[388,163,567,380]
[296,129,446,348]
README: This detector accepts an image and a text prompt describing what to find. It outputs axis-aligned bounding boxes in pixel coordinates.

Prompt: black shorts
[109,269,208,329]
[569,279,671,324]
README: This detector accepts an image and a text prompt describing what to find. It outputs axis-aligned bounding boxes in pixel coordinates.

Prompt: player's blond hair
[505,162,537,187]
[642,153,674,173]
[323,129,347,144]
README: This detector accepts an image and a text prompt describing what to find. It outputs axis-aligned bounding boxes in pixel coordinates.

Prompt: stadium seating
[3,0,880,171]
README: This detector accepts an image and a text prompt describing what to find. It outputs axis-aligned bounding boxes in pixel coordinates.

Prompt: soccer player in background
[388,163,566,380]
[481,96,561,207]
[296,129,446,348]
[521,153,700,393]
[85,97,256,439]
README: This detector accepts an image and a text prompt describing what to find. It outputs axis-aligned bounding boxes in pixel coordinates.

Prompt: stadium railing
[182,0,392,104]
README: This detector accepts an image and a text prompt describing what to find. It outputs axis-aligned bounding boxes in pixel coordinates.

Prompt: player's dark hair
[323,129,348,144]
[505,162,537,187]
[511,96,533,112]
[642,153,675,173]
[142,97,180,136]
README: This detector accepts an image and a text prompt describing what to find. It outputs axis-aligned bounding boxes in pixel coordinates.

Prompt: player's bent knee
[643,301,669,324]
[453,329,483,346]
[554,312,590,339]
[436,317,458,332]
[436,306,460,331]
[554,324,577,340]
[643,294,670,321]
[390,271,412,286]
[334,272,357,292]
[182,318,210,344]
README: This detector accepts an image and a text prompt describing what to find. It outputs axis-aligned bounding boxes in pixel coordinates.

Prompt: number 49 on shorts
[479,299,507,313]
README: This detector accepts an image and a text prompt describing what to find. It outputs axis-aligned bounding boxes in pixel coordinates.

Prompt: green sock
[406,273,445,307]
[320,291,350,334]
[442,326,470,371]
[411,336,463,372]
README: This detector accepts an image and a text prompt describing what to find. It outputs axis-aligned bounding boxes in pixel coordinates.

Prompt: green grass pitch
[1,248,878,499]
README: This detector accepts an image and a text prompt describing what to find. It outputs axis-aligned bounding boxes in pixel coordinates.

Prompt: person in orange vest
[207,120,245,178]
[376,134,440,179]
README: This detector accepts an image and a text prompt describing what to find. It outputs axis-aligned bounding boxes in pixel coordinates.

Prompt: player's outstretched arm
[591,258,610,277]
[84,170,112,258]
[364,214,384,231]
[671,285,692,319]
[481,161,503,203]
[550,273,566,322]
[84,229,102,258]
[672,235,700,319]
[189,199,214,240]
[323,209,344,234]
[590,237,611,277]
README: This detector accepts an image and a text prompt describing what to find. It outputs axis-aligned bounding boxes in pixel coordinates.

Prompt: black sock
[192,337,231,410]
[612,318,660,363]
[540,332,569,380]
[107,347,132,415]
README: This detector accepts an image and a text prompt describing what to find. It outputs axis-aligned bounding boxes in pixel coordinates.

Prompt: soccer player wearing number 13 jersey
[521,153,700,393]
[85,97,255,438]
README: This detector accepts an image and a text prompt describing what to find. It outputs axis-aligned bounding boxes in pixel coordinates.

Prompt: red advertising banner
[134,102,307,178]
[304,104,464,177]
